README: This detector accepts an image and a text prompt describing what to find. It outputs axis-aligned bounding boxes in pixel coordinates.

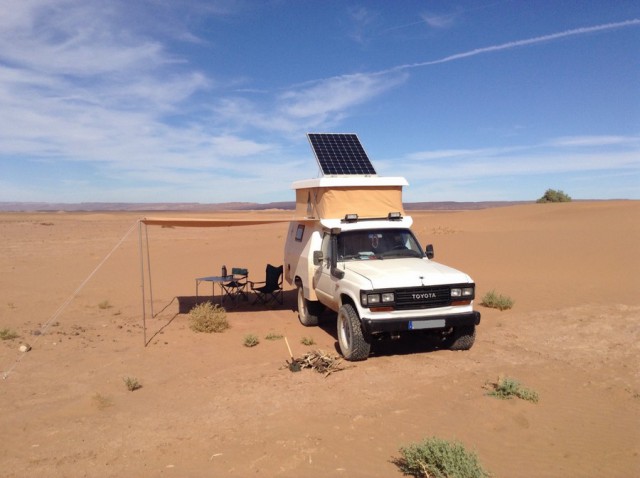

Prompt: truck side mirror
[313,250,324,265]
[426,244,434,259]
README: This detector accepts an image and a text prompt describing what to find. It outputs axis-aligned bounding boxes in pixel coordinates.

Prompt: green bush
[396,437,490,478]
[537,188,571,203]
[487,376,539,403]
[480,290,514,311]
[300,336,315,346]
[189,302,229,333]
[265,332,283,340]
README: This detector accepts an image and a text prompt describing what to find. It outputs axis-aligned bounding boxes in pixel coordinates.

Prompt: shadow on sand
[148,292,449,358]
[316,310,447,359]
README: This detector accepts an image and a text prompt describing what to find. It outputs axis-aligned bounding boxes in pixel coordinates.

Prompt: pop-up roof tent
[294,133,408,220]
[292,176,408,220]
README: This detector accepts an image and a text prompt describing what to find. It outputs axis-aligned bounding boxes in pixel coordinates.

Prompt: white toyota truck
[284,152,481,361]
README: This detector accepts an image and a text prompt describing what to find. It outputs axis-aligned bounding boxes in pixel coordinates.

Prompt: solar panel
[308,133,377,176]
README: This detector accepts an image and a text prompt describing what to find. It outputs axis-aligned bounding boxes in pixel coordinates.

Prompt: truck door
[314,232,339,309]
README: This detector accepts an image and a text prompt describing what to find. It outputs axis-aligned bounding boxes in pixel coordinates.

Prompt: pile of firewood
[286,350,352,376]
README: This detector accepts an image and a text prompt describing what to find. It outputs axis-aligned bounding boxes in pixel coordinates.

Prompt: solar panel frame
[307,133,377,176]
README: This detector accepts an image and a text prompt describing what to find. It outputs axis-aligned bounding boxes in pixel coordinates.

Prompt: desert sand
[0,201,638,477]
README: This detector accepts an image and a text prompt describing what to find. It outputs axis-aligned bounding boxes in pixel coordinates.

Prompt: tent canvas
[293,177,408,220]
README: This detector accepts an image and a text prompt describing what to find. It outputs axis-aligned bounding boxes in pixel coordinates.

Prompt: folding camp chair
[221,267,249,305]
[249,264,283,305]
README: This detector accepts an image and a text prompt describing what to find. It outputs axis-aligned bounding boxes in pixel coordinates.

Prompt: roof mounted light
[388,212,403,220]
[343,214,359,223]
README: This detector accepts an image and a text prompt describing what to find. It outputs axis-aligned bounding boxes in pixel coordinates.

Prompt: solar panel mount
[307,133,377,176]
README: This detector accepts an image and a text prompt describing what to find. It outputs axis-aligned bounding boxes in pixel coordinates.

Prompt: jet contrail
[288,19,639,89]
[384,19,640,74]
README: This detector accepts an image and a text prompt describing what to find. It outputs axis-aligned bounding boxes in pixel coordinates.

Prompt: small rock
[19,344,32,352]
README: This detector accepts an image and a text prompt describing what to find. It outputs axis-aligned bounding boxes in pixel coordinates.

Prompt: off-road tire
[337,303,371,361]
[442,325,476,351]
[297,284,323,326]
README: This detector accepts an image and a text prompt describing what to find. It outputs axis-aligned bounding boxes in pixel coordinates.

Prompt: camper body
[284,176,481,361]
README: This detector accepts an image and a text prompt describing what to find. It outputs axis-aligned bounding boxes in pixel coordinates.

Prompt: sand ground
[0,201,638,477]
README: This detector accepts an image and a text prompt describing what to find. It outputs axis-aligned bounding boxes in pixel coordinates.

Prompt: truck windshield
[337,229,424,261]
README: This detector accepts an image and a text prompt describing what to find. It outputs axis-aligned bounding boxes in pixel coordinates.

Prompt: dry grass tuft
[286,350,352,377]
[481,290,514,311]
[189,302,229,333]
[0,328,20,340]
[485,376,539,403]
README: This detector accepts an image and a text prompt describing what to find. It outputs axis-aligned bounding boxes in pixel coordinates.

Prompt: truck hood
[343,258,472,289]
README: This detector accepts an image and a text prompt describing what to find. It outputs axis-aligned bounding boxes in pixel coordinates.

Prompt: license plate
[409,319,446,330]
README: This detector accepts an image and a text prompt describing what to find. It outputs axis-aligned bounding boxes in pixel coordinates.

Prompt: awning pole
[139,220,147,346]
[145,221,155,318]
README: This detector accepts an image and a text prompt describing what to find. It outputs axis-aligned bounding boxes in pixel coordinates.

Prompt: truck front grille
[394,286,452,310]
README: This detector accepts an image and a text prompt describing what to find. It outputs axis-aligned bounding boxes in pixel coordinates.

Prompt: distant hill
[0,201,532,212]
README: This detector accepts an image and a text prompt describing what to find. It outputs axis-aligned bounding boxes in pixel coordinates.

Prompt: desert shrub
[265,332,283,340]
[123,376,142,391]
[487,376,539,403]
[300,336,315,346]
[92,393,114,409]
[480,290,514,311]
[243,334,259,347]
[0,328,20,340]
[537,188,571,203]
[396,437,490,478]
[98,300,112,310]
[189,302,229,333]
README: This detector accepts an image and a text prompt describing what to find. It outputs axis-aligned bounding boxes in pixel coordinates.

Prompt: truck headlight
[451,287,474,298]
[381,292,394,303]
[367,294,381,305]
[361,292,395,307]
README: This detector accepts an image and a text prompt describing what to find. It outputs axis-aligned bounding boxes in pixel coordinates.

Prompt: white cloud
[420,11,456,29]
[385,144,640,184]
[347,5,378,44]
[0,1,170,76]
[211,70,408,136]
[280,72,407,120]
[406,146,527,161]
[551,135,640,147]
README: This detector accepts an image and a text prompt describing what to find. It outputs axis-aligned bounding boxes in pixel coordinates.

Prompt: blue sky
[0,0,638,204]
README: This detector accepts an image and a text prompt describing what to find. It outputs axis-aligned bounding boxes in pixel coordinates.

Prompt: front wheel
[337,304,371,361]
[297,284,324,326]
[442,325,476,351]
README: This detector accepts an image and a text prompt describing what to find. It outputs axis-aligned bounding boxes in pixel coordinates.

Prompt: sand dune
[1,201,638,477]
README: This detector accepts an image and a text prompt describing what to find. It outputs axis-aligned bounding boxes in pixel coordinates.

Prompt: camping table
[195,275,233,305]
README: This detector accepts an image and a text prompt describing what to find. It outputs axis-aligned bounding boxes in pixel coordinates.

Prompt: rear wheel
[297,284,324,326]
[442,325,476,350]
[337,304,371,361]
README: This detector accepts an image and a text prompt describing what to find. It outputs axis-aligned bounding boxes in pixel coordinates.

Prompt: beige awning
[140,217,290,228]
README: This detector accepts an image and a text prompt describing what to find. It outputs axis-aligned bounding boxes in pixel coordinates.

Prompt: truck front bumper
[361,311,481,335]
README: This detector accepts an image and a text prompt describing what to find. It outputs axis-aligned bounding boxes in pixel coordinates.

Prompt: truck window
[321,232,332,266]
[337,229,423,261]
